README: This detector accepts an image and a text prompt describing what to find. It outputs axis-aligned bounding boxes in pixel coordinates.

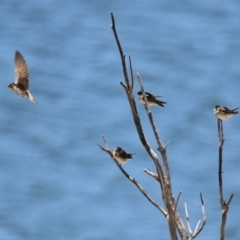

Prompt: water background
[0,1,240,239]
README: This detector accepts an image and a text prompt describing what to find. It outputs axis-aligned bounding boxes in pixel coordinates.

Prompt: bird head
[7,83,15,90]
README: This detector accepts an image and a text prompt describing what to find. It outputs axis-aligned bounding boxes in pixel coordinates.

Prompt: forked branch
[185,193,206,240]
[106,12,207,240]
[110,12,165,189]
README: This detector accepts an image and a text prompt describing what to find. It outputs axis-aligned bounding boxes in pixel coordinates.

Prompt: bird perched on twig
[8,51,37,104]
[137,91,166,107]
[113,147,134,164]
[214,105,239,121]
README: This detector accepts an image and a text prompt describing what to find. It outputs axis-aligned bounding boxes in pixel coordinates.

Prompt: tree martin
[214,105,239,121]
[8,51,37,104]
[137,91,166,107]
[113,147,134,164]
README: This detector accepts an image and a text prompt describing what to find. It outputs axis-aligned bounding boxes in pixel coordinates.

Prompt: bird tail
[232,107,239,113]
[156,99,166,107]
[27,91,37,104]
[127,153,135,159]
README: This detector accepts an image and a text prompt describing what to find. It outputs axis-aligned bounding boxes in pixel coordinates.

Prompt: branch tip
[174,191,182,210]
[165,141,170,149]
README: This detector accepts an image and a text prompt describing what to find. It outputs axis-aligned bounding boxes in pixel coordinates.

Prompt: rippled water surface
[0,1,240,239]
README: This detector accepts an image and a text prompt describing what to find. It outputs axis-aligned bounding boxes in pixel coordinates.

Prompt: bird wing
[145,92,162,98]
[15,51,29,89]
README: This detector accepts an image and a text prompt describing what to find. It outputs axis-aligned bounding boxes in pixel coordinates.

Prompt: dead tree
[99,12,206,240]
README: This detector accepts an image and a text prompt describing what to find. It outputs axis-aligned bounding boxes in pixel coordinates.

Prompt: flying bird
[137,91,166,107]
[214,105,239,121]
[8,51,37,104]
[113,147,134,164]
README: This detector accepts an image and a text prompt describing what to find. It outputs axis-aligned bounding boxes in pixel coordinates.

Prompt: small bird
[113,147,134,164]
[214,105,239,121]
[8,51,37,104]
[137,91,166,107]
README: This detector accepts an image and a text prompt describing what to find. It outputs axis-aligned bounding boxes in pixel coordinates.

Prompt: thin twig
[218,120,221,139]
[191,193,207,239]
[185,202,193,235]
[226,194,233,205]
[143,169,160,182]
[165,141,170,149]
[174,191,182,210]
[194,220,201,235]
[129,56,134,93]
[120,82,128,91]
[110,13,130,89]
[185,193,207,240]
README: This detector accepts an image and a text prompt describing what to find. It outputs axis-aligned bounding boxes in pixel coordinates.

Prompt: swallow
[137,91,166,107]
[214,105,239,121]
[113,147,134,164]
[8,51,37,104]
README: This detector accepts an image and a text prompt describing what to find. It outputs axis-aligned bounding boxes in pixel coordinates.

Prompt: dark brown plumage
[8,51,37,104]
[137,91,166,107]
[113,147,134,164]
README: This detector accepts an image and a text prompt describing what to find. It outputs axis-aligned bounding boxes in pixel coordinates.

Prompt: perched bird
[113,147,134,164]
[137,91,166,107]
[8,51,37,104]
[214,105,239,121]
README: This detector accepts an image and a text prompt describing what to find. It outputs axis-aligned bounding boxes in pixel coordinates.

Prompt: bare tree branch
[143,168,160,182]
[217,120,234,240]
[136,73,183,239]
[110,13,130,89]
[129,56,134,93]
[98,136,167,216]
[185,202,193,235]
[175,191,182,210]
[190,193,207,239]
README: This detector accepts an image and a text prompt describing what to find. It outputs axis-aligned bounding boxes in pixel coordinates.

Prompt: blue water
[0,1,240,239]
